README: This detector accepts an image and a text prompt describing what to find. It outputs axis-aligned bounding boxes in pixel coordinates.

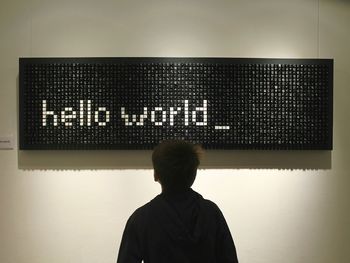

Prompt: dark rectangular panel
[19,57,333,150]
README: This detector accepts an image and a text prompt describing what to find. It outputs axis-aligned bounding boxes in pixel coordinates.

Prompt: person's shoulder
[195,192,230,229]
[127,195,161,223]
[194,191,223,215]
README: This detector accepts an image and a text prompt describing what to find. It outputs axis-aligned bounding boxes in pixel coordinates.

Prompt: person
[117,140,239,263]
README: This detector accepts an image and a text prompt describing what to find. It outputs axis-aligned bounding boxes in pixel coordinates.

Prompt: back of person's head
[152,140,202,192]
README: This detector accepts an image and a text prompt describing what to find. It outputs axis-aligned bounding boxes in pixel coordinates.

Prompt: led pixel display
[19,57,333,150]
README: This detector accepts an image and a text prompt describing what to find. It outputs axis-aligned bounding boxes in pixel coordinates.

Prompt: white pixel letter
[42,100,58,126]
[94,107,110,126]
[151,107,166,126]
[61,107,77,126]
[192,100,207,126]
[184,100,189,126]
[170,107,181,126]
[79,100,84,126]
[87,100,92,126]
[121,107,148,126]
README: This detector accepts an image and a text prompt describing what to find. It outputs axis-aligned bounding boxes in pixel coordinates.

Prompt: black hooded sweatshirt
[117,189,239,263]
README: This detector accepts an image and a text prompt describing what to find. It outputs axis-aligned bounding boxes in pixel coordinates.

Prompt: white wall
[0,0,349,262]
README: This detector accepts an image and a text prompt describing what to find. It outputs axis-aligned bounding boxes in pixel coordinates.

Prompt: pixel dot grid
[19,57,333,150]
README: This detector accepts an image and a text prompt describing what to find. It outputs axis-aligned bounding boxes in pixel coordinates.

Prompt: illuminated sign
[19,57,333,150]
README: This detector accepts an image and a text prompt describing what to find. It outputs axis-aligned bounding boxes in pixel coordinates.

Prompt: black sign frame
[19,57,333,150]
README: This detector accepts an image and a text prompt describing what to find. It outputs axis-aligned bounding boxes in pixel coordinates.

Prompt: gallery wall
[0,0,349,262]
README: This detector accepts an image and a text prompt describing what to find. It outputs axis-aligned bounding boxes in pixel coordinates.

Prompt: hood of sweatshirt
[150,188,209,247]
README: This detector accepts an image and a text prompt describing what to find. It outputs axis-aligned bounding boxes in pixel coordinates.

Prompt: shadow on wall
[17,150,331,170]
